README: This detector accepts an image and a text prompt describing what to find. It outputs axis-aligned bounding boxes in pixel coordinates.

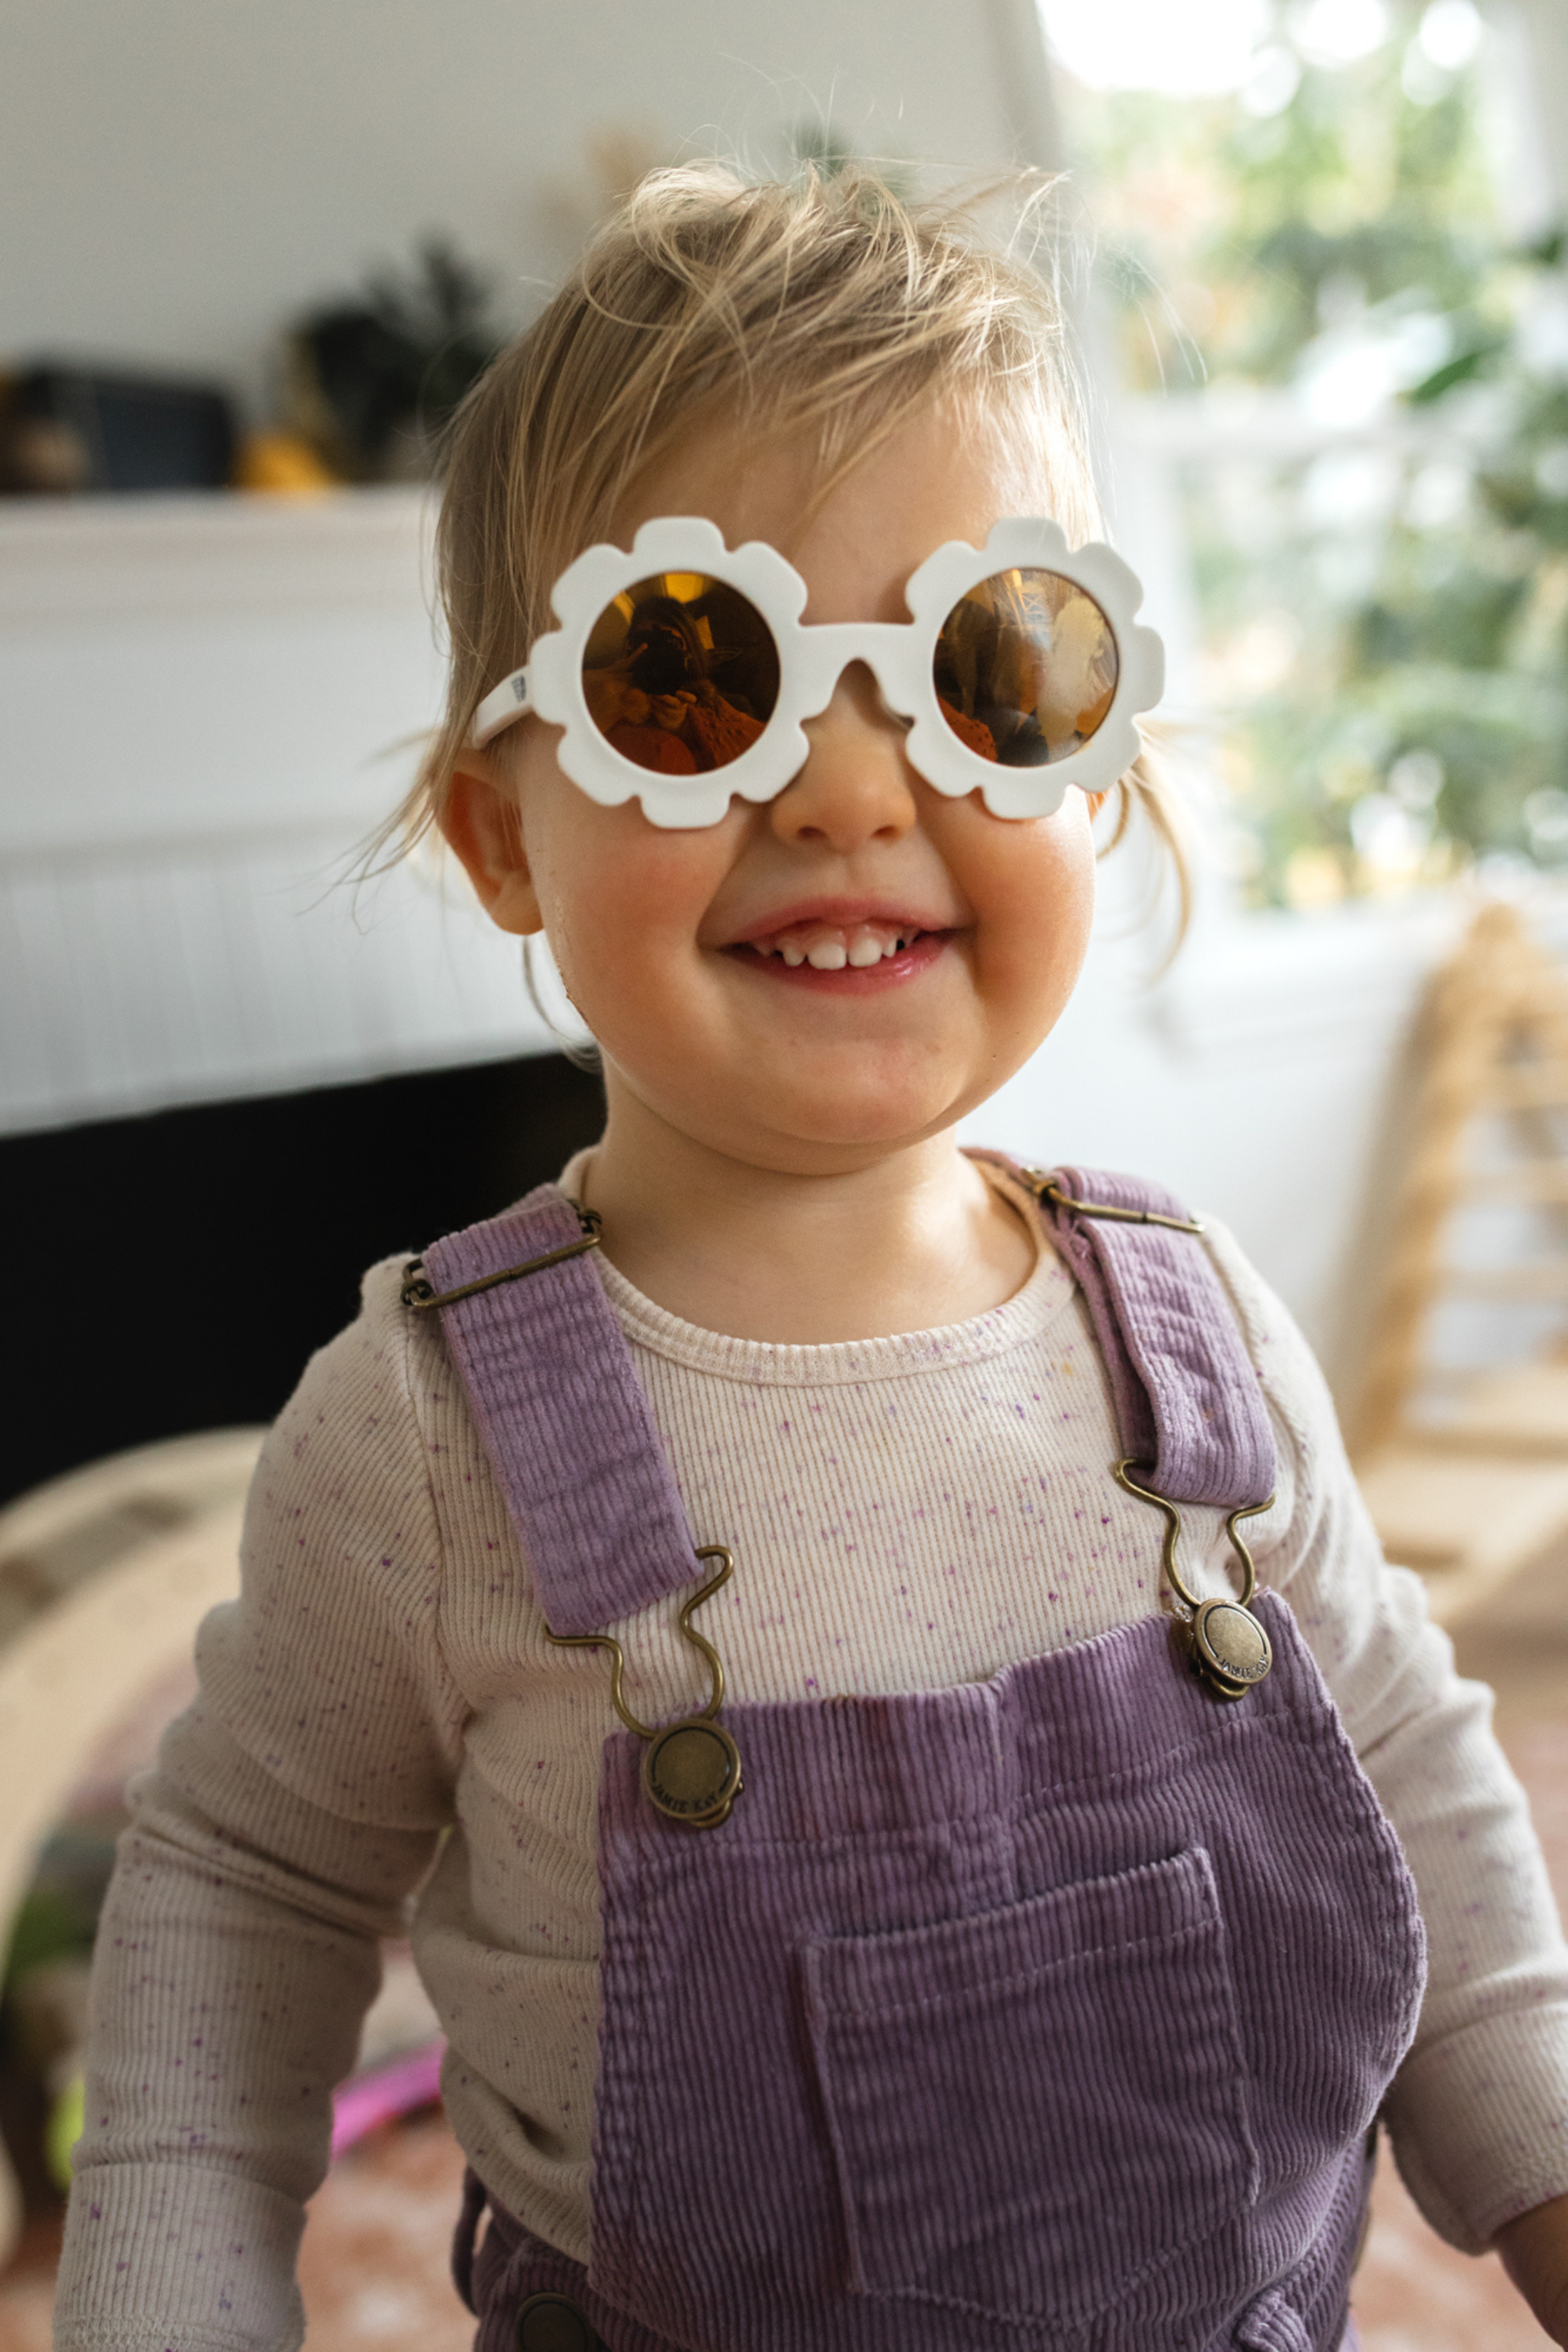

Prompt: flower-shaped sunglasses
[472,515,1164,829]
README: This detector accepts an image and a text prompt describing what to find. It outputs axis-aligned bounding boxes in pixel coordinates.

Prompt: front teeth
[751,924,919,968]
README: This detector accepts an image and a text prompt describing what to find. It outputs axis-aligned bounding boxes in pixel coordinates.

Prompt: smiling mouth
[738,919,935,971]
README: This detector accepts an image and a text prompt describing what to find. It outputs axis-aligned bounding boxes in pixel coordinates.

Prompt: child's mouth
[726,918,948,988]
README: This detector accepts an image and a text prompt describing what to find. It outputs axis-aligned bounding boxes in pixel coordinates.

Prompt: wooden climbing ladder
[1353,899,1568,1621]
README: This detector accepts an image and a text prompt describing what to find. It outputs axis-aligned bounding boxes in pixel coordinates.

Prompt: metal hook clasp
[1024,1170,1205,1237]
[544,1546,743,1827]
[401,1207,602,1311]
[1113,1460,1275,1701]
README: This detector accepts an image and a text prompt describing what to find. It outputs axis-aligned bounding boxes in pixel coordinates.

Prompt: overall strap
[416,1159,1274,1632]
[974,1153,1275,1510]
[417,1185,701,1635]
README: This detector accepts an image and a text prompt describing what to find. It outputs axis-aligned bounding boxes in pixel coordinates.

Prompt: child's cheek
[973,805,1095,969]
[970,832,1095,1060]
[539,805,732,1021]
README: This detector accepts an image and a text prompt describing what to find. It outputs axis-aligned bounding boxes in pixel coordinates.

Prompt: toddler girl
[55,167,1568,2352]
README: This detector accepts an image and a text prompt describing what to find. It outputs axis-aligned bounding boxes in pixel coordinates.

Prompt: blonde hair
[401,161,1186,922]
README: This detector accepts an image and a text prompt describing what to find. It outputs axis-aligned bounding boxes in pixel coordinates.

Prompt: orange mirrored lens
[933,569,1119,768]
[582,573,780,776]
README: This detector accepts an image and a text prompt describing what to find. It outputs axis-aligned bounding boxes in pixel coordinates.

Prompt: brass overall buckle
[545,1546,743,1829]
[1113,1461,1275,1701]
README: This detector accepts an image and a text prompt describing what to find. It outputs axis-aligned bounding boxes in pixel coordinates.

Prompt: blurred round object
[234,430,339,495]
[0,1428,263,2264]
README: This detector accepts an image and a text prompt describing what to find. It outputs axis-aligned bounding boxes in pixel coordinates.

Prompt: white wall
[0,0,1057,421]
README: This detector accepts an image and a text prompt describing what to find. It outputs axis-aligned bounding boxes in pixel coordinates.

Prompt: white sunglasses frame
[470,515,1165,830]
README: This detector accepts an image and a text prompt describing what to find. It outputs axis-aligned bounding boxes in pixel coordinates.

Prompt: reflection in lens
[933,569,1119,768]
[581,572,780,775]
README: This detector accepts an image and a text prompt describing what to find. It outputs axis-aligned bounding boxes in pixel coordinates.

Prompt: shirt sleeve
[1206,1219,1568,2252]
[53,1264,468,2352]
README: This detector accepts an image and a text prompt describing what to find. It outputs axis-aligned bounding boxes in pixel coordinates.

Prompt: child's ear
[441,753,544,936]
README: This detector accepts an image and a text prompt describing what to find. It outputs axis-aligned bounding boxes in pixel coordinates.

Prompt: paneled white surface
[0,489,552,1133]
[0,489,441,851]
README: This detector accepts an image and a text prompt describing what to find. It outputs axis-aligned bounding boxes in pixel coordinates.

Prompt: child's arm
[52,1272,466,2352]
[1206,1225,1568,2288]
[1497,2192,1568,2344]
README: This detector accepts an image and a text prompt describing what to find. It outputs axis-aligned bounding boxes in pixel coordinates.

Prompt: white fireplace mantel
[0,486,554,1139]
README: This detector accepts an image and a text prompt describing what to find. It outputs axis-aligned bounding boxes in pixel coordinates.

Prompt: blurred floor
[296,2114,472,2352]
[2,1539,1566,2352]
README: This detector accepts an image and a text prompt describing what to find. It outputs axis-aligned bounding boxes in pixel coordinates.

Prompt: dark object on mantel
[284,237,502,481]
[0,365,237,495]
[0,1049,604,1510]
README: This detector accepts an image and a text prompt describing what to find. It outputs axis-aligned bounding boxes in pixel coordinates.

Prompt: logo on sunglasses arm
[470,516,1165,830]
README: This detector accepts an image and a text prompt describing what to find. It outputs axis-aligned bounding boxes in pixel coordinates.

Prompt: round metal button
[643,1716,742,1826]
[515,2290,597,2352]
[1192,1598,1272,1689]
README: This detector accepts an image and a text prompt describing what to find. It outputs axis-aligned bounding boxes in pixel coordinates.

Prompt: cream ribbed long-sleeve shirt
[55,1164,1568,2352]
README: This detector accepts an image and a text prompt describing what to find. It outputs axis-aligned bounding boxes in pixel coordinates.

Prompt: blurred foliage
[1080,16,1497,395]
[789,120,917,202]
[1063,4,1568,905]
[284,239,502,481]
[1,1828,118,1993]
[2,1886,86,1991]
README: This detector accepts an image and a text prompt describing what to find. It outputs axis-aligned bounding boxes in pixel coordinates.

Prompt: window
[1040,0,1568,908]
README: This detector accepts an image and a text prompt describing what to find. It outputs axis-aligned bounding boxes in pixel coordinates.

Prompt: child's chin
[734,1079,971,1162]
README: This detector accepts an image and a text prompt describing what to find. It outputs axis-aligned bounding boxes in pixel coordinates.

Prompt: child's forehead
[605,404,1057,621]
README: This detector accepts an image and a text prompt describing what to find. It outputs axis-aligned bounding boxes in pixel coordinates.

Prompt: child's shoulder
[1197,1214,1339,1441]
[1000,1152,1337,1458]
[1186,1212,1365,1579]
[255,1249,454,1508]
[299,1248,446,1401]
[219,1249,469,1807]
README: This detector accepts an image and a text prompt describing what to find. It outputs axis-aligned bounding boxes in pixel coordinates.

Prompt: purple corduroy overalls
[416,1163,1426,2352]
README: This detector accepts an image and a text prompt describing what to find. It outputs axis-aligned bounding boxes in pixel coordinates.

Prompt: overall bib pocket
[803,1844,1259,2328]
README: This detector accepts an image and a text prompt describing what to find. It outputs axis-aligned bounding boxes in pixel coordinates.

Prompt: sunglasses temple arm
[470,666,533,748]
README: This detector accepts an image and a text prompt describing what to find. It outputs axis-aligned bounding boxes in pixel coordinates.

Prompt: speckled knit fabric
[55,1161,1568,2352]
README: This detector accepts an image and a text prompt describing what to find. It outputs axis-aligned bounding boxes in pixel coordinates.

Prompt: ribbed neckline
[559,1152,1080,1390]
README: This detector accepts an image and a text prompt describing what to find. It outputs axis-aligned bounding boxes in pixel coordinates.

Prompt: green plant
[286,238,502,480]
[1198,232,1568,902]
[1063,6,1568,902]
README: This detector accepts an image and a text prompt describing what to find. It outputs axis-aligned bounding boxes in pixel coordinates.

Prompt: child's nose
[769,662,918,854]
